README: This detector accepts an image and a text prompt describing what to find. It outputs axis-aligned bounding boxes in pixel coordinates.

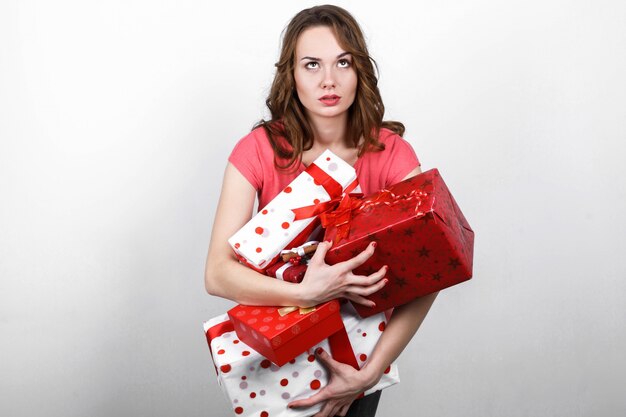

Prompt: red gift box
[323,168,474,317]
[227,300,344,366]
[265,260,308,283]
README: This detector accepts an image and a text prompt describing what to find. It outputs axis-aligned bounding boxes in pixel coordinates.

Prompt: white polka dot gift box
[228,149,359,272]
[203,302,400,417]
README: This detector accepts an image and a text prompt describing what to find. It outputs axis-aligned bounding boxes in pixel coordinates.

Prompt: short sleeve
[381,134,421,187]
[228,131,264,191]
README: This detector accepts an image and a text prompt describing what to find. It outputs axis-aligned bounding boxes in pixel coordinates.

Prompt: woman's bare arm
[204,163,306,306]
[359,291,439,388]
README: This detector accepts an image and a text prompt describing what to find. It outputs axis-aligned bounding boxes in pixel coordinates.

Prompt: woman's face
[293,26,358,127]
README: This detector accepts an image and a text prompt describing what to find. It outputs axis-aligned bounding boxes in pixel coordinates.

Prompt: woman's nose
[321,67,336,89]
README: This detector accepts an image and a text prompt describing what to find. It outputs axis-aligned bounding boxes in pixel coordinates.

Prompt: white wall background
[1,0,625,416]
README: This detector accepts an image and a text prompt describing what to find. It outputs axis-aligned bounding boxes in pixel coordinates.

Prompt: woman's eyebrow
[300,52,352,61]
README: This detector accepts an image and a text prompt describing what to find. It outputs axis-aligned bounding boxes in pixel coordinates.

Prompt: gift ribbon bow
[319,193,364,244]
[290,162,359,222]
[277,306,316,316]
[318,188,431,244]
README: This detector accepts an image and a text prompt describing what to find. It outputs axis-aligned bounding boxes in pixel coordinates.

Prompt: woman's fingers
[338,241,377,271]
[288,388,330,409]
[345,278,387,296]
[309,240,332,266]
[338,404,350,416]
[314,348,341,373]
[328,404,343,417]
[343,265,388,297]
[313,400,338,417]
[344,293,376,308]
[346,264,387,287]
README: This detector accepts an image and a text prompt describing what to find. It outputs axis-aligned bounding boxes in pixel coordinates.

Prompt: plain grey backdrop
[1,0,625,416]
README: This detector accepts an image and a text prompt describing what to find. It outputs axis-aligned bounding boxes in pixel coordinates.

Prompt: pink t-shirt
[228,127,420,209]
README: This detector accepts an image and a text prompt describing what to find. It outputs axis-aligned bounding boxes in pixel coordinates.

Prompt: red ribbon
[206,319,236,375]
[357,188,429,212]
[304,163,344,200]
[321,188,431,244]
[207,320,235,343]
[290,164,359,221]
[327,326,360,370]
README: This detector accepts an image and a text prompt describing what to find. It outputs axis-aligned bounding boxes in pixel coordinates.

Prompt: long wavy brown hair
[255,4,405,171]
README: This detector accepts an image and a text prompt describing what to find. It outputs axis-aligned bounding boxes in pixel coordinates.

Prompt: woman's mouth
[319,95,341,106]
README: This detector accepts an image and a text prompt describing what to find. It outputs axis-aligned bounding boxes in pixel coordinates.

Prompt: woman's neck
[302,114,360,167]
[309,114,349,149]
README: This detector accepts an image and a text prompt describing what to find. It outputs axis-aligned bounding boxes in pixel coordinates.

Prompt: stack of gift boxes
[204,150,474,417]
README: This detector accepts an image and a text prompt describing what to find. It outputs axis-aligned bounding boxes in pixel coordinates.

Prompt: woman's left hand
[287,348,378,417]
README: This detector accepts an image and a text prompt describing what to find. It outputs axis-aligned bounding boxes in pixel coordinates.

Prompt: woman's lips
[319,95,341,106]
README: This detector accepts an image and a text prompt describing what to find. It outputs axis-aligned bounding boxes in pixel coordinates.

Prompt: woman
[205,5,438,417]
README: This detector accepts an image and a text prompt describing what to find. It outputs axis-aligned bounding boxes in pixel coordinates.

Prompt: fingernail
[383,278,389,285]
[371,242,377,248]
[315,347,324,355]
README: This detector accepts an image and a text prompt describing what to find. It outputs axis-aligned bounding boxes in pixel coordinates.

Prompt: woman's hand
[297,240,388,308]
[288,347,379,417]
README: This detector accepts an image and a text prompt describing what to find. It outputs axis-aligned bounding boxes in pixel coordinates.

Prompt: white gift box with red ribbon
[203,302,400,417]
[228,149,359,272]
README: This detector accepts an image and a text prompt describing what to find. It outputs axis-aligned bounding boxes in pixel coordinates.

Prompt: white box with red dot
[204,302,399,417]
[228,149,359,271]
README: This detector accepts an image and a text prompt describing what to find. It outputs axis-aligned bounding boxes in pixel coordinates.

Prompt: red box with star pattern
[323,168,474,317]
[227,300,344,366]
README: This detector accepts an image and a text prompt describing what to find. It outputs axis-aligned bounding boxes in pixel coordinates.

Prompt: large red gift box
[323,168,474,317]
[227,300,344,366]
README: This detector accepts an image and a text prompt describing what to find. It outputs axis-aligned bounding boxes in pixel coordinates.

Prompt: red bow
[320,188,431,244]
[290,162,359,222]
[318,193,365,244]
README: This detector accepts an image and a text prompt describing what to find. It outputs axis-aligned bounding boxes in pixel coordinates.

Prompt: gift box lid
[227,300,341,349]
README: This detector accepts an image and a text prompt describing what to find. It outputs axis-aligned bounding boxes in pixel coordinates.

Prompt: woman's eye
[305,61,319,69]
[338,59,351,68]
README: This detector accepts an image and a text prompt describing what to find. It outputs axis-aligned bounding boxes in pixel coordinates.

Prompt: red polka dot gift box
[204,302,399,417]
[228,149,359,272]
[227,300,343,367]
[323,168,475,317]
